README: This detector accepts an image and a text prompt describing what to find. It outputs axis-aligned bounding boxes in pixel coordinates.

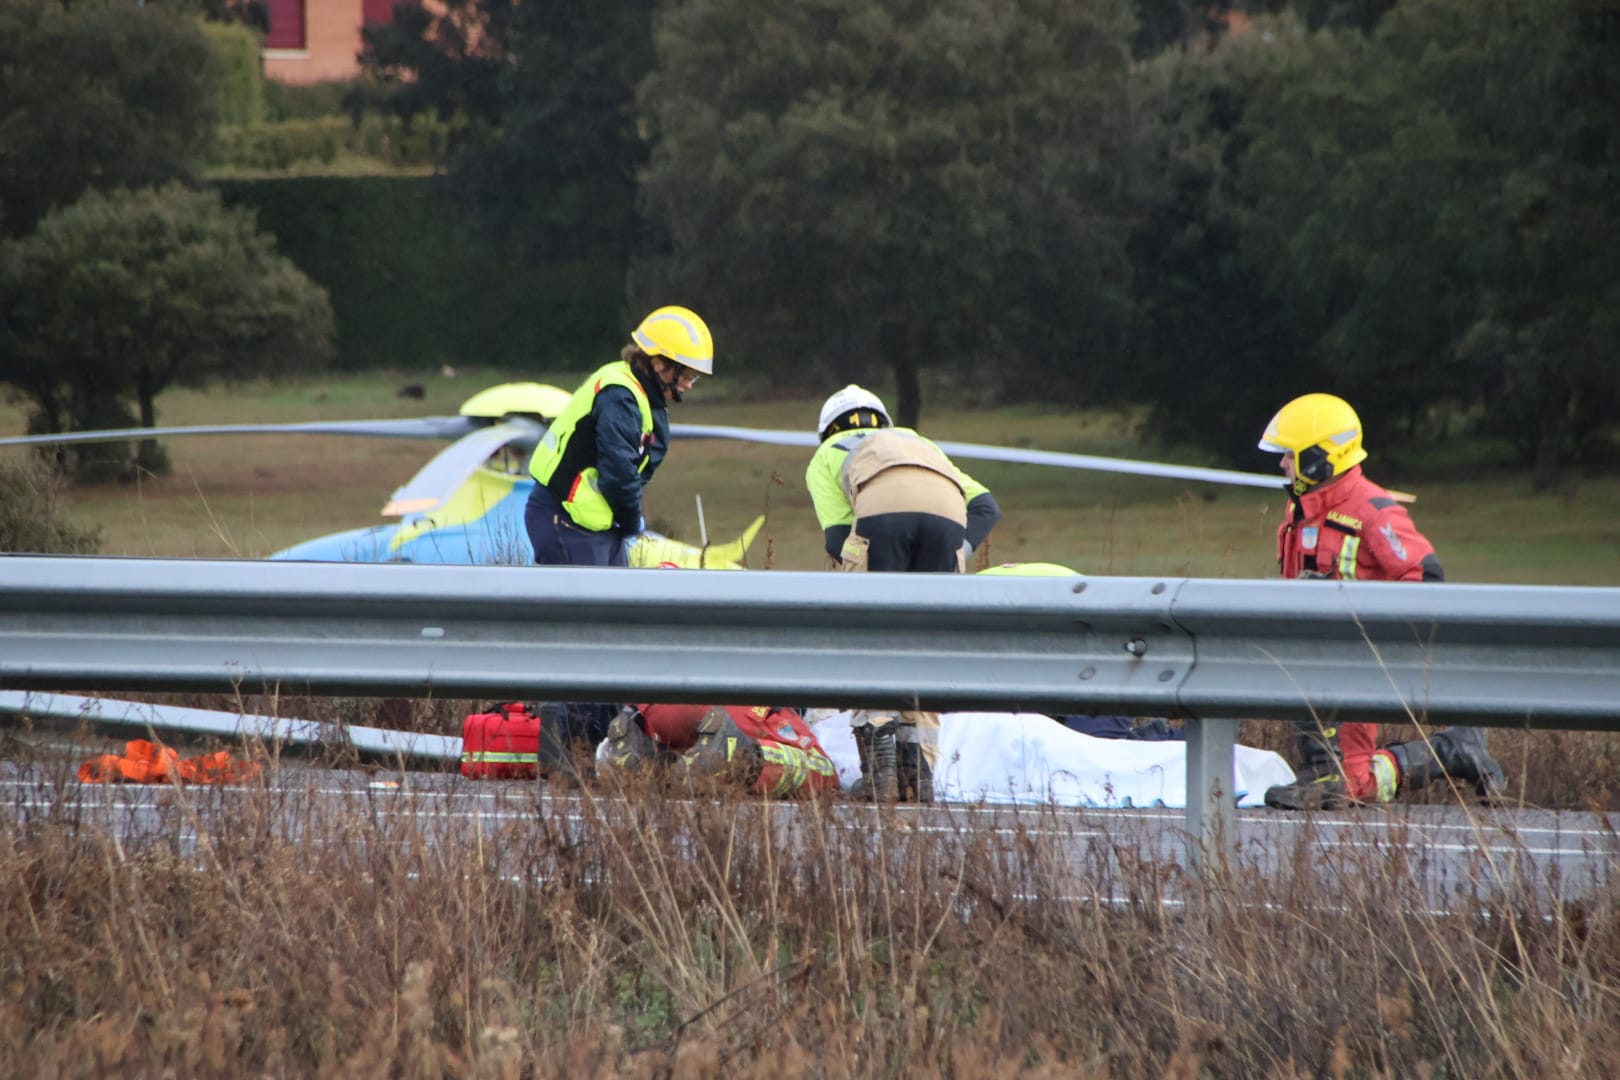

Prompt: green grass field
[5,369,1618,585]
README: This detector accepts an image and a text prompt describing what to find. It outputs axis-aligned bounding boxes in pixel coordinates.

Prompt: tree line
[1,0,1614,489]
[361,0,1616,486]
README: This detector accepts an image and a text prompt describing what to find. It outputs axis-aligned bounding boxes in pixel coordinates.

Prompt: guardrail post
[1184,716,1237,864]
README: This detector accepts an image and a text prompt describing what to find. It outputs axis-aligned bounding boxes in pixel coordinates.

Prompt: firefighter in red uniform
[1257,393,1507,809]
[601,702,839,798]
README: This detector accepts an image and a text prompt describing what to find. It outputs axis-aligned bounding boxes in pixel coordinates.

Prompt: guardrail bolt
[1125,637,1148,657]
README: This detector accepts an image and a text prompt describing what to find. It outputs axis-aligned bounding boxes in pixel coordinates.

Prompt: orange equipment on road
[78,739,262,784]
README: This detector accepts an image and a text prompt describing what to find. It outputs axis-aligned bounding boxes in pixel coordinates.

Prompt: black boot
[850,727,873,799]
[537,702,586,786]
[894,731,933,803]
[682,708,764,789]
[852,724,898,802]
[1264,723,1348,810]
[1387,727,1507,802]
[602,706,661,774]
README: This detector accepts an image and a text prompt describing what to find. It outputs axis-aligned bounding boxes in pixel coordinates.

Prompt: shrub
[209,115,450,173]
[199,18,265,126]
[264,77,370,122]
[0,459,101,554]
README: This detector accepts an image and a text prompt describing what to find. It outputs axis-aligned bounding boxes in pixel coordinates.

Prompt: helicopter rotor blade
[670,423,1285,492]
[382,418,544,516]
[0,416,484,449]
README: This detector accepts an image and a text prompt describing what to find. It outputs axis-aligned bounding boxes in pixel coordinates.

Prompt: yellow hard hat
[1258,393,1367,493]
[632,306,714,375]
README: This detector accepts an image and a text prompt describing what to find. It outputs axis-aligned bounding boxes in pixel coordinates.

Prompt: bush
[199,18,265,126]
[264,77,369,122]
[214,176,625,371]
[0,459,101,554]
[208,115,449,172]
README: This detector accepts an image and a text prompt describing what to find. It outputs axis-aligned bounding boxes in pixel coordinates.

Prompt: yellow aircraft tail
[629,514,767,570]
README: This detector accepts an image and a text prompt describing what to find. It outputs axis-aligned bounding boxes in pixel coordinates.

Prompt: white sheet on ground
[808,711,1293,809]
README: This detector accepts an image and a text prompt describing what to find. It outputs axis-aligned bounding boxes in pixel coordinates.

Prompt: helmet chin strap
[637,354,685,403]
[1290,446,1336,495]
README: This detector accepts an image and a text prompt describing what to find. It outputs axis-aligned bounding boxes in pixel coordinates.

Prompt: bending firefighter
[602,703,839,798]
[806,384,1001,573]
[805,385,1002,802]
[525,305,713,566]
[1257,393,1507,810]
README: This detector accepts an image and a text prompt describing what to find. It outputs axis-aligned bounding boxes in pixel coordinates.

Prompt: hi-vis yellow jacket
[529,360,665,532]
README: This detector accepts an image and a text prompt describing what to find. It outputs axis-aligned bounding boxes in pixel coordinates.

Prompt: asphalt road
[2,759,1612,912]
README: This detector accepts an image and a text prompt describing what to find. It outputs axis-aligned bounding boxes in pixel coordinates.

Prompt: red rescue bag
[460,702,541,779]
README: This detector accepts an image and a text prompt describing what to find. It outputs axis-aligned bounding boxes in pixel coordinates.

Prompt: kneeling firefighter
[1255,393,1507,809]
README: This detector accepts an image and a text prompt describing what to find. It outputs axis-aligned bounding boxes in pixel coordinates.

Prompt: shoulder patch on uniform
[1369,497,1399,509]
[1326,510,1363,530]
[1379,522,1408,561]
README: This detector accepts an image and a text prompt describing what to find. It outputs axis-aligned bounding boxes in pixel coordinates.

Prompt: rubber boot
[1387,726,1507,802]
[849,728,873,800]
[537,702,587,786]
[682,708,764,789]
[1264,723,1348,810]
[852,724,899,802]
[602,706,661,774]
[895,730,934,803]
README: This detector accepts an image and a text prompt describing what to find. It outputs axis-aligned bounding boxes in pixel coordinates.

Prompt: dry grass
[1,747,1616,1078]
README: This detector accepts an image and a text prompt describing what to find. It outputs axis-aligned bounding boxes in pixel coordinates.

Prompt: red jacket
[1275,466,1443,582]
[636,703,839,796]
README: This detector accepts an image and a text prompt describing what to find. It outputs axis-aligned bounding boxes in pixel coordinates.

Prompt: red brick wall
[262,0,367,85]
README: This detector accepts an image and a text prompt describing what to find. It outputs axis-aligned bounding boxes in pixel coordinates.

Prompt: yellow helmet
[1258,393,1367,494]
[631,306,714,375]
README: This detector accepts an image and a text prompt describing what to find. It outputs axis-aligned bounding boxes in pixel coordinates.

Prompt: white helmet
[817,384,891,440]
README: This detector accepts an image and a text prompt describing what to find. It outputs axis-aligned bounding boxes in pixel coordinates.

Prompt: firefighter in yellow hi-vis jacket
[804,385,1002,801]
[525,305,713,566]
[805,385,1001,573]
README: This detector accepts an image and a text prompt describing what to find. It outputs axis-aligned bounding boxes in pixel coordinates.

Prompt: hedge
[199,19,265,127]
[209,115,450,172]
[214,176,626,372]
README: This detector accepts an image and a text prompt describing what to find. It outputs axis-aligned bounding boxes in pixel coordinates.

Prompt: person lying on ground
[601,703,839,798]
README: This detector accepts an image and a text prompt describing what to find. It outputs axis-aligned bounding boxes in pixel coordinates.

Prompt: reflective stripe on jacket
[1276,466,1442,582]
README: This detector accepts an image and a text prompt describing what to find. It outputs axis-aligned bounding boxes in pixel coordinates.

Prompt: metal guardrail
[3,554,1618,855]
